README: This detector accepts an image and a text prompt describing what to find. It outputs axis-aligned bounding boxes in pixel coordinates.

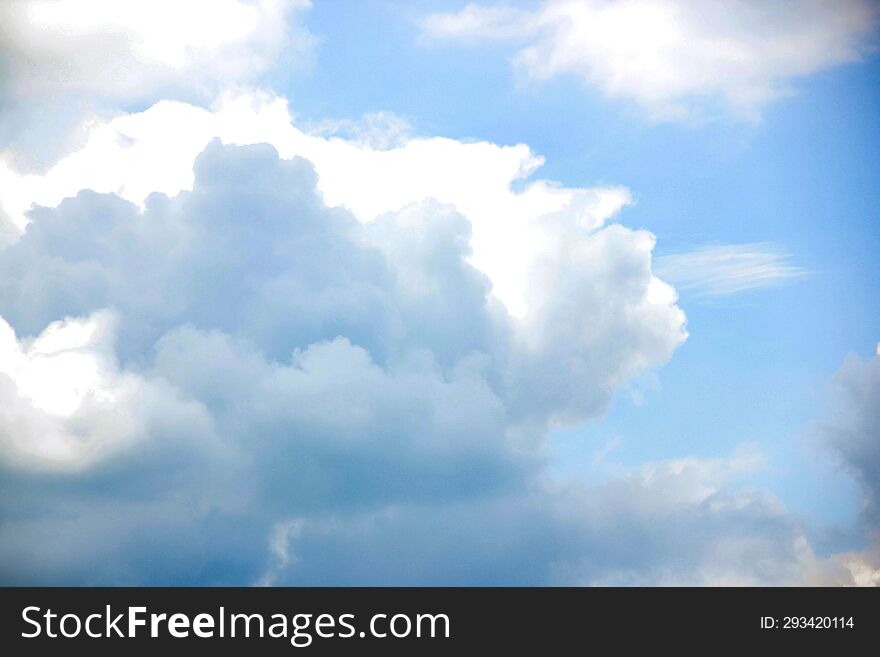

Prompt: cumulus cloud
[802,347,880,586]
[0,140,691,583]
[654,243,808,297]
[0,119,870,587]
[821,348,880,529]
[0,310,221,474]
[0,137,683,421]
[0,0,871,589]
[819,346,880,533]
[422,0,879,120]
[0,90,633,317]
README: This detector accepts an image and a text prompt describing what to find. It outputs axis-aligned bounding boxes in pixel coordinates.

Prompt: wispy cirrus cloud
[654,243,809,297]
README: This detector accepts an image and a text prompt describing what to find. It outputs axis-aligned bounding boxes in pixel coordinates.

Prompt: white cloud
[0,137,687,582]
[0,0,870,588]
[841,550,880,586]
[0,137,684,434]
[0,0,314,100]
[654,243,808,297]
[0,90,634,318]
[0,0,317,172]
[0,205,17,247]
[0,128,870,587]
[0,310,118,417]
[0,310,215,471]
[422,0,878,120]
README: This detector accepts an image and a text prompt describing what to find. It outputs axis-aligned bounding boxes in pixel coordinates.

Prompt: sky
[0,0,878,586]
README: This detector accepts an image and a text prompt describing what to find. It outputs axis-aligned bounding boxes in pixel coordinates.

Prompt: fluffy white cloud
[655,243,808,297]
[422,0,878,120]
[0,136,689,583]
[0,310,216,472]
[0,91,633,318]
[0,138,684,428]
[0,0,314,100]
[0,0,316,171]
[0,116,871,587]
[0,0,871,589]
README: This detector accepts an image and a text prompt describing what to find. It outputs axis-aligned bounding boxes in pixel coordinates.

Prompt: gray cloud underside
[820,351,880,529]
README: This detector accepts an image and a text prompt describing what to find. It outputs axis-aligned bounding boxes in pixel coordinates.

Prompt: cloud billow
[0,139,698,584]
[821,350,880,529]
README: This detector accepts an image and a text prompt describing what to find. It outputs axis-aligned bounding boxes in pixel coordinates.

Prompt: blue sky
[0,0,878,585]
